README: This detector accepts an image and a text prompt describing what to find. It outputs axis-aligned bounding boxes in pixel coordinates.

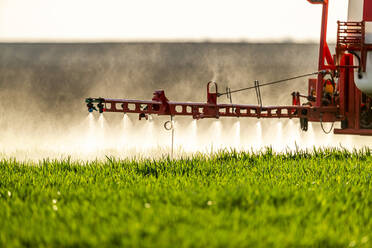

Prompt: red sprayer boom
[86,0,372,136]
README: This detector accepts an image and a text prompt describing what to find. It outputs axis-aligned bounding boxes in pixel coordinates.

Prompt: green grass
[0,148,371,248]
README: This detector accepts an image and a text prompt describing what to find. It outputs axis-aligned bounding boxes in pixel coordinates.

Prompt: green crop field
[0,149,371,248]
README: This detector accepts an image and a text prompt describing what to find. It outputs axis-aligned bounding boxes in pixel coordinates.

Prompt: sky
[0,0,349,42]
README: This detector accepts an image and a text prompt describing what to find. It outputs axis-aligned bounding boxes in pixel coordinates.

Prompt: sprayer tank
[348,0,372,96]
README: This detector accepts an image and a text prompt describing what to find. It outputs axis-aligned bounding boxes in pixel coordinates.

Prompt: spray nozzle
[139,113,148,120]
[97,100,105,113]
[86,98,98,112]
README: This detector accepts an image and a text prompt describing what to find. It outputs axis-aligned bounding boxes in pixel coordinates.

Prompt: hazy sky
[0,0,348,42]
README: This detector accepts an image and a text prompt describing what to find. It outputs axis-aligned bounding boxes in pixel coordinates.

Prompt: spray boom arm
[86,80,340,131]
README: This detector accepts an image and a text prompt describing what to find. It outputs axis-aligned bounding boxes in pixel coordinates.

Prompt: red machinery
[86,0,372,136]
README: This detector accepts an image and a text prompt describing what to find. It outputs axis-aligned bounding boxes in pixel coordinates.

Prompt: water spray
[255,121,262,150]
[234,121,241,150]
